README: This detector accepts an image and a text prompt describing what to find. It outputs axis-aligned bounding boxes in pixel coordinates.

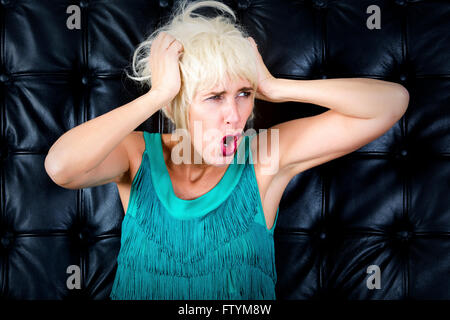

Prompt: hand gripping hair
[126,0,258,131]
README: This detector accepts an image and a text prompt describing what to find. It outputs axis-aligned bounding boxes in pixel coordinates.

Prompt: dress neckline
[147,132,249,219]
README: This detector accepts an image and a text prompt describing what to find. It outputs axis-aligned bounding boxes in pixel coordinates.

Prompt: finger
[150,33,165,56]
[166,38,183,53]
[153,31,174,52]
[167,40,184,55]
[161,33,178,50]
[154,31,168,49]
[173,40,184,53]
[247,36,257,47]
[166,38,177,50]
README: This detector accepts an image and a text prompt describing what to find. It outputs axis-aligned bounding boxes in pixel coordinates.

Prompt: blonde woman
[44,0,409,300]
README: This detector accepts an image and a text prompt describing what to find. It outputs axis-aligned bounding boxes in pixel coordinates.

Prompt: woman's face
[187,76,254,166]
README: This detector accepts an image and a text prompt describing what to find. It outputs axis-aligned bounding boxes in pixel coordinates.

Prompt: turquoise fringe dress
[109,131,279,300]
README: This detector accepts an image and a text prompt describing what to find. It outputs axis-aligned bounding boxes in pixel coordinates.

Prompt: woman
[44,0,409,300]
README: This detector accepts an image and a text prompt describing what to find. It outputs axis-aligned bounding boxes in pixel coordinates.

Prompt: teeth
[224,136,234,147]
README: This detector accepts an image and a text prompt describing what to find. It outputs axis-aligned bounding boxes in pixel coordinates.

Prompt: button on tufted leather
[77,231,90,246]
[81,75,89,86]
[395,145,408,160]
[0,0,10,7]
[399,73,407,82]
[237,0,250,10]
[79,0,88,8]
[396,230,411,242]
[317,66,327,79]
[1,231,14,249]
[313,0,327,9]
[159,0,169,8]
[319,232,327,240]
[0,73,10,83]
[395,0,406,6]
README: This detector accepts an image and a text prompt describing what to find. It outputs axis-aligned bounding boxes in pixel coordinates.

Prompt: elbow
[387,84,409,121]
[395,84,410,117]
[44,153,70,186]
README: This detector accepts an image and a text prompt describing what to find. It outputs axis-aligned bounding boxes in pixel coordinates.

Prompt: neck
[163,134,226,183]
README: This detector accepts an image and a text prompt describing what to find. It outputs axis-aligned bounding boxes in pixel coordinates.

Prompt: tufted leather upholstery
[0,0,449,300]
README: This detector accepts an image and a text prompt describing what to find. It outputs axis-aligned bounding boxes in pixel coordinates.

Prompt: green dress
[110,131,279,300]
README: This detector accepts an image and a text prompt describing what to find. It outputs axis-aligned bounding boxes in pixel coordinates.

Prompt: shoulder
[123,131,147,181]
[248,131,280,178]
[248,133,277,199]
[249,130,292,205]
[128,130,146,158]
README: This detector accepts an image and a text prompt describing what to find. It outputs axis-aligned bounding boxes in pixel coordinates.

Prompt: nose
[224,99,241,125]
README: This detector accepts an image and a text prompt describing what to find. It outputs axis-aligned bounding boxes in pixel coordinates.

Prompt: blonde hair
[125,0,258,131]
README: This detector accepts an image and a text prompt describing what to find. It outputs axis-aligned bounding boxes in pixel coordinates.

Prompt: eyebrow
[204,87,254,97]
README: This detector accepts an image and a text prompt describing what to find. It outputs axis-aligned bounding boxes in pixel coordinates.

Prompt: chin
[204,155,233,167]
[202,150,236,167]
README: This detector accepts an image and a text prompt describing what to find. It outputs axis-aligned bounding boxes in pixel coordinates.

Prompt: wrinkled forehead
[196,75,253,96]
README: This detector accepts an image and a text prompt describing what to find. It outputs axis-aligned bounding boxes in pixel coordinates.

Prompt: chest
[166,168,228,200]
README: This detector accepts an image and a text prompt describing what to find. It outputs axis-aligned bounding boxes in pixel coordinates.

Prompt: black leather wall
[0,0,449,300]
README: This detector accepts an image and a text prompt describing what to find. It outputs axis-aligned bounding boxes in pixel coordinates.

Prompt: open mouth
[221,133,242,157]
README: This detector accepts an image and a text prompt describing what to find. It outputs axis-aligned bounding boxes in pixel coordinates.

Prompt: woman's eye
[208,95,222,101]
[239,91,251,98]
[207,92,250,101]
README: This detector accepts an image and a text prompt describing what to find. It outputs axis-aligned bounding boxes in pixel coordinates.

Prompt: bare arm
[247,37,409,178]
[269,77,409,171]
[44,90,169,186]
[45,31,184,188]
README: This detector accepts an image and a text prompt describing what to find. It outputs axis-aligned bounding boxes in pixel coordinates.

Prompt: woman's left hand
[247,37,282,103]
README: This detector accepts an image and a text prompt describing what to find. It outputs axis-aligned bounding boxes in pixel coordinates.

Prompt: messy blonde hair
[126,0,258,131]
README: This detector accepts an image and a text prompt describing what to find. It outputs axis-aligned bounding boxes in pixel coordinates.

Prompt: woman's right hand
[148,31,184,103]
